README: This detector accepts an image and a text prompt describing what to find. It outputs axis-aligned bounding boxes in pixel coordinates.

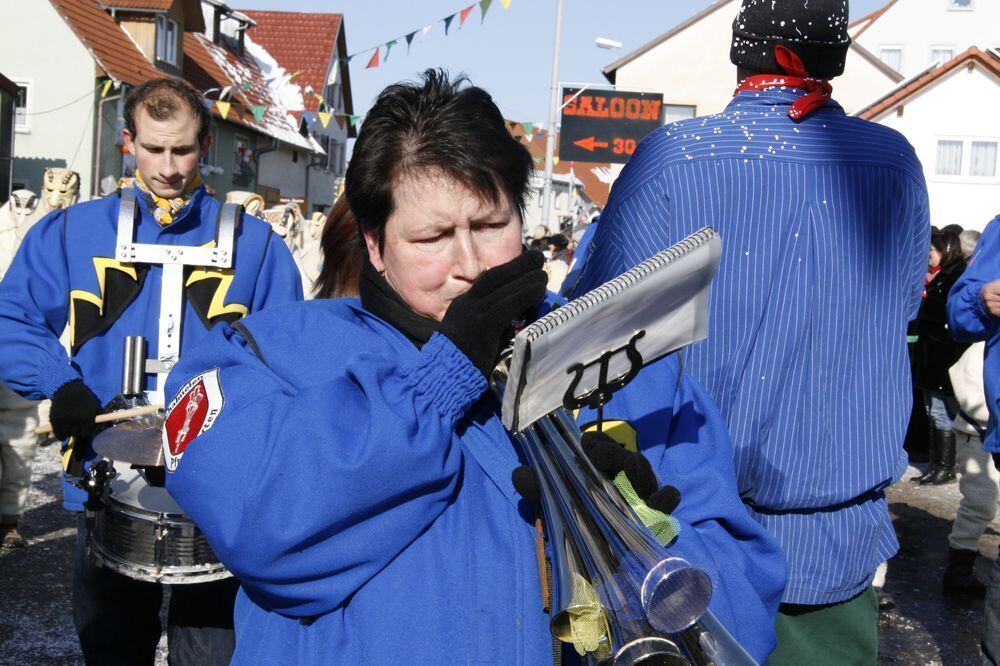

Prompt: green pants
[766,587,878,666]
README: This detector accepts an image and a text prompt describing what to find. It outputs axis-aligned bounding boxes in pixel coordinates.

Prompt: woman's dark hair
[345,69,533,249]
[315,195,363,299]
[931,229,964,268]
[124,78,211,143]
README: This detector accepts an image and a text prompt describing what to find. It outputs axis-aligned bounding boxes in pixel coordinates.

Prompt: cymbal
[92,420,164,467]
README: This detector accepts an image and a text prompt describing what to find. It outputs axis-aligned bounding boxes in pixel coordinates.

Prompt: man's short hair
[345,68,533,249]
[124,78,210,143]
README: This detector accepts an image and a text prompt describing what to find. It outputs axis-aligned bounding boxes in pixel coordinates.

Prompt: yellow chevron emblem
[69,258,138,348]
[185,267,248,320]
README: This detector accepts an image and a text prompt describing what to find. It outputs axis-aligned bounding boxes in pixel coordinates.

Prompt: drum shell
[87,465,231,584]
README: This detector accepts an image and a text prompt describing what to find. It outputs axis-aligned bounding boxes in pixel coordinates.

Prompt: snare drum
[88,464,231,584]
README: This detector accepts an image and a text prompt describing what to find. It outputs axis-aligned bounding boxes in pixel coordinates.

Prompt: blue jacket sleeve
[0,210,80,399]
[165,324,486,618]
[577,356,786,663]
[251,226,304,309]
[948,215,1000,342]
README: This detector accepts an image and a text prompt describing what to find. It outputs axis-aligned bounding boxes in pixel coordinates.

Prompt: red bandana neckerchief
[734,45,833,121]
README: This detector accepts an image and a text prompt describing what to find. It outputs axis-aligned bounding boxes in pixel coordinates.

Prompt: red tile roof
[857,47,1000,121]
[242,10,342,114]
[50,0,163,86]
[507,121,613,208]
[105,0,174,10]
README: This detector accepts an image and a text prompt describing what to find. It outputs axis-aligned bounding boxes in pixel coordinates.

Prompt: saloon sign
[558,87,664,164]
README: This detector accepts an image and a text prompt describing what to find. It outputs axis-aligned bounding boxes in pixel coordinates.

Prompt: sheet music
[502,228,722,432]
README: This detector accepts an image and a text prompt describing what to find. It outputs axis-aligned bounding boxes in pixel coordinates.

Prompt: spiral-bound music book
[502,228,722,432]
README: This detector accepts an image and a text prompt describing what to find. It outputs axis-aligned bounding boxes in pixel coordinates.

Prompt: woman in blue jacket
[163,69,785,665]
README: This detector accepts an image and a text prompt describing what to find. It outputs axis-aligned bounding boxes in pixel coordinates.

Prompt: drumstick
[34,404,164,436]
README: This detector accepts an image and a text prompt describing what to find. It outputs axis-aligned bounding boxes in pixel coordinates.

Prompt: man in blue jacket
[164,69,786,665]
[947,213,1000,664]
[0,78,302,664]
[571,1,930,662]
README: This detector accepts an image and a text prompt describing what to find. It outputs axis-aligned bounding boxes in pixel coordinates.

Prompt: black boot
[943,547,986,597]
[923,430,957,485]
[913,429,940,482]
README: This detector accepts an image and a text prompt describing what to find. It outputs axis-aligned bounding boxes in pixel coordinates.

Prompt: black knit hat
[730,0,852,80]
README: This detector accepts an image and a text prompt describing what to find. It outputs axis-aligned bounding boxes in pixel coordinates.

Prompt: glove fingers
[623,452,658,500]
[582,435,630,475]
[647,485,681,515]
[469,250,545,298]
[481,270,547,324]
[511,466,541,504]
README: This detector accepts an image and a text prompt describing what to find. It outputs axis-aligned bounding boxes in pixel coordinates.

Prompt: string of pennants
[345,0,513,71]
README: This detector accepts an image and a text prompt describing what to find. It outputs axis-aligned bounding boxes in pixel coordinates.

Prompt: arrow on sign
[573,136,609,152]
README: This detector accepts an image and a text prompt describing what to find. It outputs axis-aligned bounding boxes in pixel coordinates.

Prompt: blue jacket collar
[726,87,844,116]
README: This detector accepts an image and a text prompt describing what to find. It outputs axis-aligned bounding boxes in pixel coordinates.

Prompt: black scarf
[358,253,440,348]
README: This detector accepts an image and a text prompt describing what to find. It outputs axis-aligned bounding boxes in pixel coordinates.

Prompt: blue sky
[235,0,889,124]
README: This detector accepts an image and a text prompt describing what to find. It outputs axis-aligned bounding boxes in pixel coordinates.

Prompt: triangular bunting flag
[459,5,474,27]
[522,122,534,135]
[553,156,560,165]
[303,112,317,127]
[524,132,533,143]
[251,105,266,123]
[384,39,397,62]
[202,99,214,110]
[479,0,492,21]
[240,81,253,91]
[366,48,380,69]
[317,111,331,128]
[221,85,232,100]
[443,14,455,35]
[533,156,542,164]
[289,70,303,81]
[405,31,417,52]
[421,24,433,38]
[101,79,113,98]
[216,100,231,119]
[501,0,511,8]
[348,114,362,128]
[344,54,354,64]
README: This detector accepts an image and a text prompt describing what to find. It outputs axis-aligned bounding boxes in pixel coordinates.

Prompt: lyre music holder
[562,330,646,431]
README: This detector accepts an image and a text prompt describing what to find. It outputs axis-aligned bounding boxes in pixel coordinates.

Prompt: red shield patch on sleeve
[162,368,224,472]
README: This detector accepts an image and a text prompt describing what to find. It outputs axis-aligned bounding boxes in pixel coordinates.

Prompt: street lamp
[595,37,623,50]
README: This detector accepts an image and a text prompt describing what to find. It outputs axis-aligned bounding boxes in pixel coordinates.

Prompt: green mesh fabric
[612,471,681,546]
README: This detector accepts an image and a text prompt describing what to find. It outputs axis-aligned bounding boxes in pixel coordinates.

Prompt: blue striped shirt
[573,88,930,605]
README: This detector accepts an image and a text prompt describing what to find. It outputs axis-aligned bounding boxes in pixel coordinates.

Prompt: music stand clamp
[562,330,646,432]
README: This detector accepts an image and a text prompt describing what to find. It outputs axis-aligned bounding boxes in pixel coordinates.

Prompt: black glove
[511,430,681,515]
[581,431,681,514]
[50,379,101,443]
[439,250,547,377]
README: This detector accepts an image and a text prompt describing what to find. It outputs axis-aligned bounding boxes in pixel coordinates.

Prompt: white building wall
[256,146,308,201]
[2,0,97,199]
[875,65,1000,231]
[853,0,1000,78]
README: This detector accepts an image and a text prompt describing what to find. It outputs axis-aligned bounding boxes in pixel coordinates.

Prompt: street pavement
[0,445,994,664]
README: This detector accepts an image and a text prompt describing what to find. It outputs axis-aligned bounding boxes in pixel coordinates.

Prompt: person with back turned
[571,1,930,662]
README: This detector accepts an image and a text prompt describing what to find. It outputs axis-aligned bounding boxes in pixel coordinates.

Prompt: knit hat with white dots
[730,0,852,80]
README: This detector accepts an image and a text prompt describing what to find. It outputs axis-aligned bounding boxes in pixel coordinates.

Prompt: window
[930,47,954,63]
[971,141,998,177]
[879,47,903,72]
[663,104,696,125]
[936,140,963,175]
[949,0,972,9]
[14,83,28,131]
[155,15,178,65]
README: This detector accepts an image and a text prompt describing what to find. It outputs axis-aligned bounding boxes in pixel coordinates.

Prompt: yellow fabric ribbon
[134,170,203,226]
